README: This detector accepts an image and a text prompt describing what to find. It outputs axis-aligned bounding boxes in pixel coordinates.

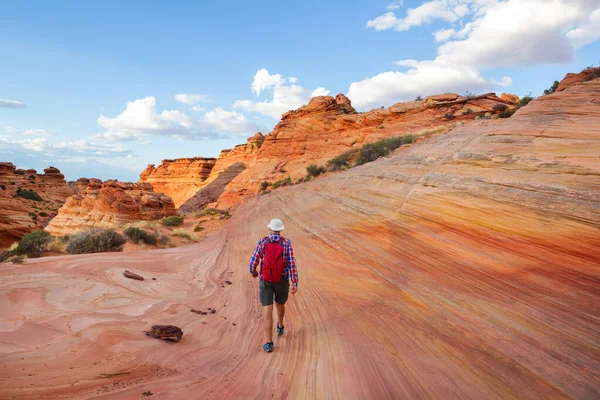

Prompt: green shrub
[492,103,508,112]
[8,255,25,264]
[260,181,270,191]
[543,80,559,95]
[0,250,12,262]
[66,229,126,254]
[306,164,326,178]
[160,215,184,226]
[172,230,192,240]
[194,225,204,232]
[326,149,358,171]
[124,227,157,245]
[462,108,473,115]
[442,113,455,120]
[10,181,15,185]
[415,95,423,101]
[518,94,535,107]
[499,109,516,118]
[272,177,292,189]
[356,137,403,166]
[58,235,70,243]
[464,90,476,99]
[199,208,230,217]
[0,184,5,190]
[583,68,600,81]
[12,230,54,258]
[15,188,43,201]
[38,212,48,217]
[158,235,170,246]
[403,134,414,144]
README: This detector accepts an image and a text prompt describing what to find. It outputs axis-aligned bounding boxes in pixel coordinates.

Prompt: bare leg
[263,305,273,343]
[275,302,285,328]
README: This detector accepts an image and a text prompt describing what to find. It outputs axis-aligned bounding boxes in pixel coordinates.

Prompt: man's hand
[290,286,298,295]
[252,271,258,278]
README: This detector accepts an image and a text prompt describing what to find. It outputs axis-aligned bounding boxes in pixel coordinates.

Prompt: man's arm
[286,239,299,288]
[249,238,263,277]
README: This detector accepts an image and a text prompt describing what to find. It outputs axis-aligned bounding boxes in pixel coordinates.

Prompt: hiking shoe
[277,322,285,336]
[263,342,274,353]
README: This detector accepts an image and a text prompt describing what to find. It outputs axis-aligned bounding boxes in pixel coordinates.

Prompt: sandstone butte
[45,178,176,236]
[0,163,73,247]
[141,92,518,211]
[139,157,216,208]
[0,69,598,399]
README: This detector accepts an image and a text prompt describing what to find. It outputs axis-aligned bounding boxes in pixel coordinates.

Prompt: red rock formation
[139,157,216,207]
[178,133,264,212]
[45,178,176,236]
[556,66,600,92]
[0,163,73,248]
[500,93,519,103]
[214,92,516,208]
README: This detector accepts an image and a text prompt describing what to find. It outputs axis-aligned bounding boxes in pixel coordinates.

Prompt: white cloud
[3,136,129,156]
[311,87,331,97]
[174,93,210,105]
[367,1,464,31]
[387,1,403,11]
[234,69,330,119]
[567,8,600,48]
[353,0,600,109]
[251,69,286,96]
[434,28,456,42]
[97,97,194,141]
[202,107,260,133]
[348,60,511,108]
[18,137,49,152]
[0,99,26,108]
[190,105,206,112]
[24,129,57,137]
[95,96,259,142]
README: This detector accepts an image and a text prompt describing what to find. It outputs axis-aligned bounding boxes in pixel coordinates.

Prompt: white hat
[267,218,285,231]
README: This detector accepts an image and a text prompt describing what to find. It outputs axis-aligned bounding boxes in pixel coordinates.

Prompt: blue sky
[1,0,599,181]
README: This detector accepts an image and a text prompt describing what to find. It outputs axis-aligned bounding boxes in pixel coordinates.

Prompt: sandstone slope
[45,178,177,236]
[1,75,598,398]
[0,163,73,248]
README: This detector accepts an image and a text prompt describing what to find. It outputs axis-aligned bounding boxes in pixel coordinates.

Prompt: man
[249,218,299,353]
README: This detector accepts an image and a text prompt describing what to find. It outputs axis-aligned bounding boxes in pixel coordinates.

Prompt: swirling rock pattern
[0,78,599,399]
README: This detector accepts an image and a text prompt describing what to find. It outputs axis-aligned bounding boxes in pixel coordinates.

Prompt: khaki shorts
[259,277,290,306]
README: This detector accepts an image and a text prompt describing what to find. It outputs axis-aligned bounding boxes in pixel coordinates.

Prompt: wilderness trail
[1,79,600,399]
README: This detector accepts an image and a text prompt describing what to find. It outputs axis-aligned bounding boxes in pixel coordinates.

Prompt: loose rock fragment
[144,325,183,342]
[124,270,144,281]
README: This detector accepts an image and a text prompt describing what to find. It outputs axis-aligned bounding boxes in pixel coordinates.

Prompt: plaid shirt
[249,234,298,287]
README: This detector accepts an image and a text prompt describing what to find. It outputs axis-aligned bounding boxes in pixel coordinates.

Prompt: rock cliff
[45,178,176,236]
[0,164,73,247]
[139,157,216,207]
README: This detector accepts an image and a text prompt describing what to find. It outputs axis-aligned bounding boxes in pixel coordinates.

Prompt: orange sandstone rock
[45,178,176,236]
[0,163,73,248]
[139,157,216,207]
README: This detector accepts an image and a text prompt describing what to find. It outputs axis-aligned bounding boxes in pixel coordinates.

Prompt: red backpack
[261,237,285,283]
